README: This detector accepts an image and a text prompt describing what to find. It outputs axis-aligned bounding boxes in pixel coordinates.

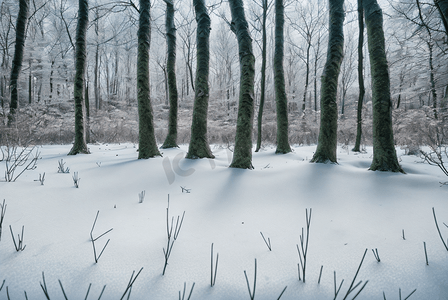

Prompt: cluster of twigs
[420,147,448,183]
[178,282,195,300]
[72,172,80,188]
[297,208,312,282]
[57,159,70,173]
[162,195,185,275]
[90,211,113,263]
[334,248,369,300]
[9,225,26,251]
[1,145,40,182]
[35,172,45,185]
[138,190,145,203]
[383,288,417,300]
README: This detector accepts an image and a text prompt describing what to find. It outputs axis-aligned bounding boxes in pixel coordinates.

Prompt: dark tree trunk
[228,0,256,169]
[311,0,344,163]
[85,80,90,143]
[137,0,161,159]
[274,0,291,154]
[8,0,29,124]
[364,0,403,172]
[28,60,32,104]
[68,0,90,155]
[186,0,214,159]
[435,0,448,35]
[255,0,268,153]
[352,0,365,153]
[161,0,179,149]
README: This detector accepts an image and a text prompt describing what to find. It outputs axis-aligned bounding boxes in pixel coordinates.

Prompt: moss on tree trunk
[228,0,255,169]
[364,0,403,172]
[274,0,291,154]
[186,0,214,159]
[8,0,29,125]
[161,0,179,149]
[311,0,344,164]
[137,0,161,159]
[68,0,90,155]
[353,0,365,153]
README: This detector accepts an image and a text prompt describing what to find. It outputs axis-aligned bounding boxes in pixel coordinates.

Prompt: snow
[1,143,447,299]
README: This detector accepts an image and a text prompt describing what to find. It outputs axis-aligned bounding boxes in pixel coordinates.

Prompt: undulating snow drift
[1,144,447,299]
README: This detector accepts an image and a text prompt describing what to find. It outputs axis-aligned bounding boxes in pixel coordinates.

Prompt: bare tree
[68,0,90,155]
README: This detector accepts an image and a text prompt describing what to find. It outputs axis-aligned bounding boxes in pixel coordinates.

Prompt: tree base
[68,144,90,155]
[161,135,179,149]
[369,161,405,173]
[229,158,254,169]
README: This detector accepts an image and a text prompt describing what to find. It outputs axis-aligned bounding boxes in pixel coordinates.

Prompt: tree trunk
[364,0,403,172]
[137,0,161,159]
[274,0,291,154]
[435,0,448,35]
[311,0,344,163]
[161,0,179,149]
[68,0,90,155]
[85,80,90,143]
[8,0,29,124]
[186,0,214,159]
[255,0,268,153]
[352,0,365,153]
[228,0,255,169]
[428,41,438,119]
[28,60,32,105]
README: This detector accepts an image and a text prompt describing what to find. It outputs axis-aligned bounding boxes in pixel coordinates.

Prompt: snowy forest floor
[0,143,447,299]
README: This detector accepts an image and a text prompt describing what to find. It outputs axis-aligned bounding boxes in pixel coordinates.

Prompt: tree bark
[311,0,344,163]
[352,0,365,152]
[435,0,448,35]
[8,0,29,124]
[274,0,291,154]
[137,0,161,159]
[228,0,255,169]
[364,0,403,172]
[186,0,214,159]
[68,0,90,155]
[255,0,268,153]
[161,0,179,148]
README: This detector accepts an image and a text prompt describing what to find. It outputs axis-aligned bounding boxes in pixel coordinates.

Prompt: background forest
[0,0,447,151]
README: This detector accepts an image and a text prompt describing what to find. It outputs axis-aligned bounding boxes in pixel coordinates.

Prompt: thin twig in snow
[244,258,257,300]
[211,243,219,287]
[260,231,271,251]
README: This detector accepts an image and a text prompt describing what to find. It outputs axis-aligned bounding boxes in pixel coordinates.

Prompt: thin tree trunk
[186,0,214,159]
[8,0,29,124]
[428,41,438,119]
[255,0,268,152]
[274,0,291,154]
[311,0,344,163]
[364,0,403,172]
[28,60,32,104]
[161,0,179,148]
[228,0,256,169]
[137,0,160,158]
[85,80,90,143]
[302,43,311,114]
[68,0,90,155]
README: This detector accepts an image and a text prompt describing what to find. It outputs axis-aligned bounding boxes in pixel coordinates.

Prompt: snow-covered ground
[1,143,447,299]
